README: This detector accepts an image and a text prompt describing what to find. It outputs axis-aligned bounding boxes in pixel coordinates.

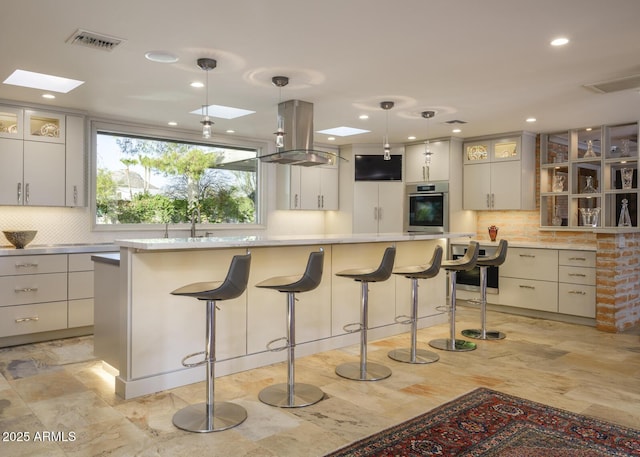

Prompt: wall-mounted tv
[354,154,402,181]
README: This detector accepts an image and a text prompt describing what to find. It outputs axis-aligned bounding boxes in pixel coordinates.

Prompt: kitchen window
[91,121,262,229]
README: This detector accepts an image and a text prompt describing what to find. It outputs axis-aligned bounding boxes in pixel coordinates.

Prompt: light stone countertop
[449,238,596,251]
[116,232,474,251]
[0,243,118,256]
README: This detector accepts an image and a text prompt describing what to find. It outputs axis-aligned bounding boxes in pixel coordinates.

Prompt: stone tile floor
[1,307,639,456]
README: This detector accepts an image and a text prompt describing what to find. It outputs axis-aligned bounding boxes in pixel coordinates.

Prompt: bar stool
[335,246,396,381]
[462,239,508,340]
[429,241,479,352]
[256,249,325,408]
[388,245,443,364]
[170,252,251,433]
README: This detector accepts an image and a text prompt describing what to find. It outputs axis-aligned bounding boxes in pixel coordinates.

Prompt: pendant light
[197,58,217,138]
[422,110,435,167]
[272,76,289,149]
[380,101,394,160]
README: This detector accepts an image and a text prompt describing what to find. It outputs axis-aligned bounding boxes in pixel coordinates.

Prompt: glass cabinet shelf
[540,122,639,229]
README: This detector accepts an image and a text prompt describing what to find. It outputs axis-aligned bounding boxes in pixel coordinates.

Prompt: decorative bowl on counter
[3,230,37,249]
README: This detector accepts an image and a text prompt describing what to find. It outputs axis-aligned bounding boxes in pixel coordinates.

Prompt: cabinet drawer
[500,248,558,281]
[498,277,558,312]
[0,302,68,337]
[558,250,596,268]
[69,271,93,299]
[68,298,93,327]
[558,283,595,318]
[0,272,67,306]
[69,253,96,272]
[558,266,595,286]
[0,254,67,276]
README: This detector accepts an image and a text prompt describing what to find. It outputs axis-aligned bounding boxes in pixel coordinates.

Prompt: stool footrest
[266,336,289,352]
[435,305,451,313]
[394,315,413,325]
[343,322,363,333]
[181,351,209,368]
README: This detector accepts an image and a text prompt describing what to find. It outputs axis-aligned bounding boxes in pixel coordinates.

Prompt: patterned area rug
[325,387,640,456]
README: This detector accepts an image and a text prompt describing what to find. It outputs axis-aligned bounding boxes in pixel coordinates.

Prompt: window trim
[89,118,268,232]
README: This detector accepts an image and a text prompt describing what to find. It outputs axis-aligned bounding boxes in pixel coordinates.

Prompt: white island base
[94,233,470,399]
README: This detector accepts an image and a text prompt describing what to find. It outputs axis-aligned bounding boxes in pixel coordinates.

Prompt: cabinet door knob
[73,185,78,205]
[25,183,30,204]
[486,194,490,208]
[17,182,22,204]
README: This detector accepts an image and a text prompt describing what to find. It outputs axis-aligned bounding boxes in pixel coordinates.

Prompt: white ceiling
[2,0,640,146]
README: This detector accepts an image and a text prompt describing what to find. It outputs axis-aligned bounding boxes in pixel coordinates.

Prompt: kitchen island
[93,232,472,399]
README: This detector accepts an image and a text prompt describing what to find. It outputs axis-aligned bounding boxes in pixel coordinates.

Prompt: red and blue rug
[325,387,640,456]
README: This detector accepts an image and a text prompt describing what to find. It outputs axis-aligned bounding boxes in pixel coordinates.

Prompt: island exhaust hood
[259,99,337,166]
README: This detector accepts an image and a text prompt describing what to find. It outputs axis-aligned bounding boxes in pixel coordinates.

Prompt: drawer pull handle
[568,273,587,277]
[569,257,586,261]
[14,287,38,293]
[15,316,39,323]
[519,254,536,258]
[519,284,535,289]
[15,263,38,268]
[568,290,586,295]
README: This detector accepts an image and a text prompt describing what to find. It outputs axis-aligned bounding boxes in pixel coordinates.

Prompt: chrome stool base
[335,361,392,381]
[258,382,324,408]
[461,328,506,340]
[172,401,247,433]
[429,338,476,352]
[388,348,439,364]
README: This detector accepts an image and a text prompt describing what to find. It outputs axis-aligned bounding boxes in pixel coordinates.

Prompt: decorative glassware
[618,199,632,227]
[582,176,597,193]
[583,140,597,158]
[552,175,565,192]
[579,207,600,227]
[552,205,563,226]
[488,225,498,241]
[621,168,633,189]
[620,139,631,158]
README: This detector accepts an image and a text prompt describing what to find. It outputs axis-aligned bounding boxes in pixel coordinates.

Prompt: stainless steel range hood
[259,99,335,166]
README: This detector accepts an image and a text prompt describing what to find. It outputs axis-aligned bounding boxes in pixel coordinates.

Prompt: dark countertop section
[91,253,120,266]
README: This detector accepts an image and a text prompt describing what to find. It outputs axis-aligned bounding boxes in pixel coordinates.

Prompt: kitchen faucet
[190,206,201,237]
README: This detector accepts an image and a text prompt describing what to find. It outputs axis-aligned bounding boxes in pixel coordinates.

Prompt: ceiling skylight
[3,69,84,93]
[190,105,255,119]
[317,126,370,137]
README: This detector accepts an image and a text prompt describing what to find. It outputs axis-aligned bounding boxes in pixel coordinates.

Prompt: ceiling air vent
[583,74,640,94]
[66,29,125,52]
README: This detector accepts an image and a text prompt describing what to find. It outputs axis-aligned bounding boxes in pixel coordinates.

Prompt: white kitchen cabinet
[463,132,536,210]
[0,138,24,205]
[276,162,338,210]
[405,139,451,183]
[23,140,66,206]
[353,181,403,233]
[68,253,95,328]
[557,250,595,318]
[65,115,86,207]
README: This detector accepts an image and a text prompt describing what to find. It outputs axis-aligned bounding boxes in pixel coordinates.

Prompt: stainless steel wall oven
[404,182,449,233]
[451,243,499,294]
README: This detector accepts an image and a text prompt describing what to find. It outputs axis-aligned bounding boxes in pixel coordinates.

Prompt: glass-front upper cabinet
[463,136,521,163]
[24,110,65,143]
[464,141,489,163]
[0,106,23,139]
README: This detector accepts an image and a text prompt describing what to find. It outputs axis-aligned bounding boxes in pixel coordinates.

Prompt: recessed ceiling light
[327,137,336,141]
[359,114,369,120]
[226,129,235,134]
[3,69,84,93]
[189,104,255,119]
[452,128,462,133]
[551,37,569,46]
[317,126,370,137]
[190,82,204,88]
[144,51,179,63]
[42,93,56,99]
[526,117,537,123]
[408,136,416,140]
[586,127,593,131]
[167,121,178,126]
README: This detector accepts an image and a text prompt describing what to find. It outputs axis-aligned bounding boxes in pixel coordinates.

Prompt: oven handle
[408,192,445,197]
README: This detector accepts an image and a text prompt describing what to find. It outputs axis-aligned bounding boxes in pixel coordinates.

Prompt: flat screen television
[354,154,402,181]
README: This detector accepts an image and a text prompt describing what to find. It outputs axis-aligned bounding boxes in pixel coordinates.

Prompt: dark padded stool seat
[429,241,479,352]
[170,252,251,433]
[462,239,508,340]
[388,245,443,364]
[335,246,396,381]
[256,250,325,408]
